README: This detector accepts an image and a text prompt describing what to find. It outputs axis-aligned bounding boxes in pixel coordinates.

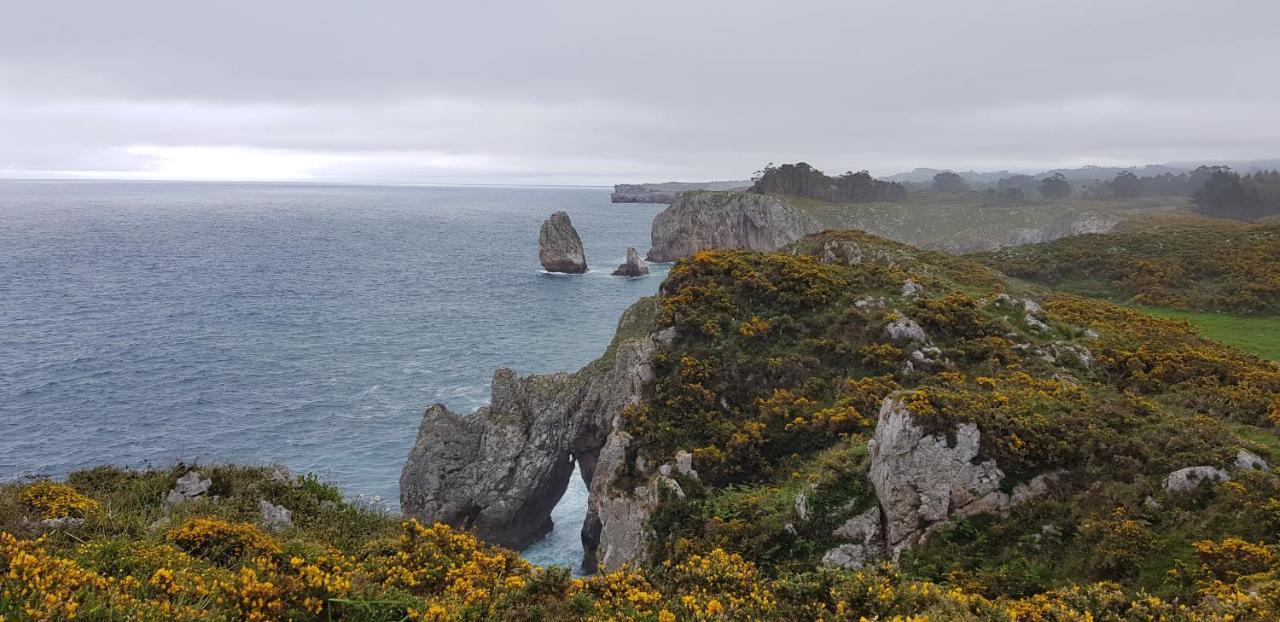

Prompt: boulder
[1235,449,1271,471]
[259,499,292,532]
[901,279,925,297]
[612,247,650,277]
[885,316,927,344]
[539,211,587,273]
[646,191,822,262]
[1163,466,1230,493]
[163,471,212,509]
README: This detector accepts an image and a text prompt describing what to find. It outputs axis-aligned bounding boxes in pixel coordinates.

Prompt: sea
[0,180,668,570]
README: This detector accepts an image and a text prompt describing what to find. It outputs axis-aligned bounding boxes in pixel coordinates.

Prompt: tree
[751,162,906,203]
[1109,171,1141,199]
[1039,173,1072,200]
[931,171,968,193]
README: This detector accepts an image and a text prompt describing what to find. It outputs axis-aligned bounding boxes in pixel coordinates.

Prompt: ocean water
[0,180,666,570]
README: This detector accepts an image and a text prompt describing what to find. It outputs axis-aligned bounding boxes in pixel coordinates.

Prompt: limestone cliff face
[400,299,663,563]
[646,191,822,263]
[612,181,749,204]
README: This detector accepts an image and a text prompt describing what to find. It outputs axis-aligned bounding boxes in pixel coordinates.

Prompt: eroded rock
[885,317,927,344]
[612,247,650,277]
[259,499,292,532]
[539,211,587,273]
[1163,466,1230,493]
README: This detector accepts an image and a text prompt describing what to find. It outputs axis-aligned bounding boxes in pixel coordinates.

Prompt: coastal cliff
[611,181,747,204]
[400,298,666,567]
[646,191,822,262]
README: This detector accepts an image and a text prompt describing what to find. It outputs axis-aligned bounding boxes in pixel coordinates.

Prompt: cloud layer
[3,0,1278,183]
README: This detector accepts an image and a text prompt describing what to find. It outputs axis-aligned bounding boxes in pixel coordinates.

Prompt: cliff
[646,191,822,262]
[611,181,748,204]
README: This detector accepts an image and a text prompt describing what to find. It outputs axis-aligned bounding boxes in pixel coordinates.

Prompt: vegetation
[750,162,906,203]
[1037,173,1072,200]
[1195,169,1280,221]
[974,222,1280,314]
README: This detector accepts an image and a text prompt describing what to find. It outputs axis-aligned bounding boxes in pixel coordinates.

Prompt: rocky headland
[611,181,748,204]
[645,191,822,262]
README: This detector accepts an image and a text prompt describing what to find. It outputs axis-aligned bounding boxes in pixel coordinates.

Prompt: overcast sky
[2,1,1278,185]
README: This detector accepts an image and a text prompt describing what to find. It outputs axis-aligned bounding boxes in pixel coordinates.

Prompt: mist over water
[0,180,665,569]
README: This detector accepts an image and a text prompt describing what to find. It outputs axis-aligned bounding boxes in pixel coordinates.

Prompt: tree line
[751,162,907,203]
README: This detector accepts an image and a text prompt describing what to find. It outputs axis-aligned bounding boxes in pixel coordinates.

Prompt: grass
[1137,306,1280,360]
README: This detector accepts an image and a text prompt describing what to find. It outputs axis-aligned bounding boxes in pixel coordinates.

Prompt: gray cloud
[2,0,1278,183]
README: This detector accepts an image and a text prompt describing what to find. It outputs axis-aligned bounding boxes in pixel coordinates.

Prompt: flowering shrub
[18,480,99,519]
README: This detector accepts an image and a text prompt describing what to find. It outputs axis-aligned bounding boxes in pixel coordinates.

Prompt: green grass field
[1139,307,1280,360]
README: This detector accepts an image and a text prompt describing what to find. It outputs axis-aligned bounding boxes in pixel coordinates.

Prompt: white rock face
[869,398,1008,551]
[646,191,821,262]
[1163,466,1230,493]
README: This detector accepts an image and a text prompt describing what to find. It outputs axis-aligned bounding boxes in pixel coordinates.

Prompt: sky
[2,1,1279,185]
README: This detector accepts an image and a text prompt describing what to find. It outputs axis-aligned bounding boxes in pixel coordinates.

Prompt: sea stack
[611,247,649,277]
[538,211,587,273]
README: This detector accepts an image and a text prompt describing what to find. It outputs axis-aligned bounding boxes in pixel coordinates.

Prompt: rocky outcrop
[822,397,1058,565]
[539,211,587,273]
[611,181,749,204]
[401,299,664,564]
[1163,466,1230,494]
[646,192,822,263]
[612,247,649,277]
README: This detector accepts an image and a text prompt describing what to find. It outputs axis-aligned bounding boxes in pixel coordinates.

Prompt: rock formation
[539,211,587,273]
[611,181,748,204]
[646,191,822,263]
[823,397,1059,568]
[401,299,664,564]
[612,247,649,277]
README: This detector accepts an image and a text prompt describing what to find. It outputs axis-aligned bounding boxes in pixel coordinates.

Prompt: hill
[973,221,1280,315]
[6,229,1280,620]
[786,193,1196,253]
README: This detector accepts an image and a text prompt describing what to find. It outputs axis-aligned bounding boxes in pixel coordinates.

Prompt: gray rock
[1026,315,1050,333]
[794,490,809,522]
[1235,449,1271,471]
[821,544,876,569]
[867,397,1052,552]
[901,279,925,298]
[258,499,292,532]
[1163,466,1230,493]
[612,247,649,277]
[832,507,883,545]
[269,465,299,488]
[1023,299,1044,316]
[885,316,927,344]
[646,191,821,263]
[539,211,587,273]
[1083,328,1100,339]
[39,516,86,529]
[674,450,696,478]
[611,181,749,204]
[163,471,212,509]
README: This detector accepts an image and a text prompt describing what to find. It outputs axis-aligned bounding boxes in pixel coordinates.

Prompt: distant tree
[1192,168,1280,220]
[997,174,1039,196]
[1039,173,1072,200]
[1109,171,1142,199]
[931,171,968,193]
[751,162,906,203]
[995,187,1025,201]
